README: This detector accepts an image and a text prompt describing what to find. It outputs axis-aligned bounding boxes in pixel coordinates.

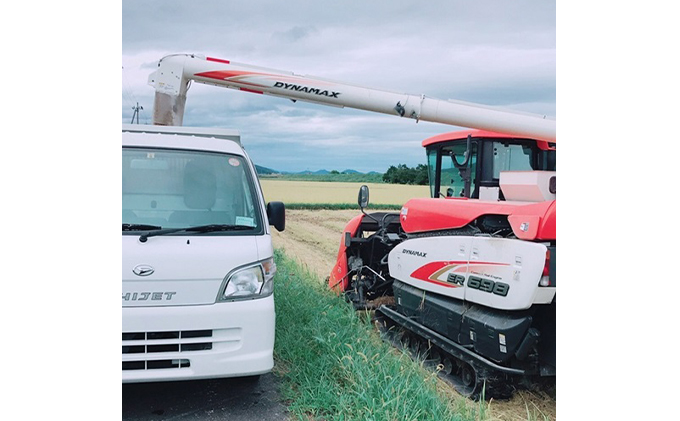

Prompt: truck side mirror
[358,185,370,210]
[266,201,285,232]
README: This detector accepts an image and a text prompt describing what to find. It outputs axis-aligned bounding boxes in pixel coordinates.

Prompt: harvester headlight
[220,258,276,301]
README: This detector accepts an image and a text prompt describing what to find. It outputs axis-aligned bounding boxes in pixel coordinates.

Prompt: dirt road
[272,209,556,421]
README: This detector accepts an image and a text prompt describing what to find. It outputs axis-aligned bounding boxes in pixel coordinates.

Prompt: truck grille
[122,329,213,371]
[123,359,191,371]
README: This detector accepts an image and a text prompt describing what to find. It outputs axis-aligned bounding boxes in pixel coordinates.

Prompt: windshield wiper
[123,223,163,231]
[139,224,253,242]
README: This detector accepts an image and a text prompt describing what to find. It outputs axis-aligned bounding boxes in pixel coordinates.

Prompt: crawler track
[374,305,518,401]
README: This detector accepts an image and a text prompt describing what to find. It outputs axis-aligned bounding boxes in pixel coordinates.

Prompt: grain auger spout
[148,53,555,142]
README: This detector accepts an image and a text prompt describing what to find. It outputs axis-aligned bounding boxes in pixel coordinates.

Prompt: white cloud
[122,0,555,172]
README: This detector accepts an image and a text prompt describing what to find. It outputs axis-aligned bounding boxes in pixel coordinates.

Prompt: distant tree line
[382,164,429,185]
[262,172,384,183]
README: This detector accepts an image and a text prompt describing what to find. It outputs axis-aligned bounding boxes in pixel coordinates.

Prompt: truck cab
[122,124,284,383]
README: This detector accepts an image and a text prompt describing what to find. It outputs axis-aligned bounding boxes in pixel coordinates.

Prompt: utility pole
[131,102,143,124]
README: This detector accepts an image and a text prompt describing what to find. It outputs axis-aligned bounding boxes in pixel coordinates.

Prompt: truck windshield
[122,148,262,233]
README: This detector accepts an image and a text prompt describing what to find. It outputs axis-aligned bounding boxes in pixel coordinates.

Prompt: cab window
[427,142,478,198]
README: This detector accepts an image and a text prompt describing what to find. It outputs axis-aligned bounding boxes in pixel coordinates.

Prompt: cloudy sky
[122,0,555,173]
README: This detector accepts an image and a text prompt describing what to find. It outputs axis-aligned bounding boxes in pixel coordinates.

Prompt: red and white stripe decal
[193,70,274,88]
[206,57,231,64]
[238,87,263,94]
[410,261,508,288]
[410,261,466,288]
[194,70,337,88]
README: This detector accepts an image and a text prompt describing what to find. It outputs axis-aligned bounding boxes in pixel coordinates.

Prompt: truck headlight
[220,258,276,301]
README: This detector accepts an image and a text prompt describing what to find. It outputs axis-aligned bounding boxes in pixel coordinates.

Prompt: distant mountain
[292,169,327,175]
[255,166,384,176]
[255,165,280,175]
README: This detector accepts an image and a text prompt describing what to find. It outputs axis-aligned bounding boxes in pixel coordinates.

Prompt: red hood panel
[400,198,556,240]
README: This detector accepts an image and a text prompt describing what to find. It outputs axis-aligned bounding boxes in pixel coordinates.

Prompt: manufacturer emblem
[401,207,408,221]
[133,265,155,276]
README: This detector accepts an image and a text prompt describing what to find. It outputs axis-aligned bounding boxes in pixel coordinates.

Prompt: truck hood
[122,235,262,307]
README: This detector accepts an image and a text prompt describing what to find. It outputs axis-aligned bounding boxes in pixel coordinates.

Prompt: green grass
[283,203,402,210]
[272,249,480,421]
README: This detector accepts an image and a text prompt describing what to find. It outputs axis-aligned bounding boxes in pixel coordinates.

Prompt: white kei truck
[122,124,285,383]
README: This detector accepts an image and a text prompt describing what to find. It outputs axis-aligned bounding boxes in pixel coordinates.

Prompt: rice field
[260,179,430,205]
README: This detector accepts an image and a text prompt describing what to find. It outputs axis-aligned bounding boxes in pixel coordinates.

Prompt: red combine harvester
[148,54,556,399]
[329,129,555,399]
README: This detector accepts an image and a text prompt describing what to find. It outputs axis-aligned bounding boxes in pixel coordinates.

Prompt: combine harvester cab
[329,130,556,400]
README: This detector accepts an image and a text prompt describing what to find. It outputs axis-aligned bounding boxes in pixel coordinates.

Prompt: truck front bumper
[122,295,275,383]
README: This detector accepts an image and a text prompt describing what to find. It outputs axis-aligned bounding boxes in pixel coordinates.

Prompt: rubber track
[373,306,516,401]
